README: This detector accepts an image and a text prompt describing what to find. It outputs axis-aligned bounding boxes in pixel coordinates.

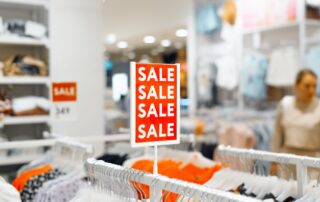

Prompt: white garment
[0,177,21,202]
[220,22,236,42]
[216,56,238,90]
[266,47,299,86]
[12,96,50,113]
[70,187,138,202]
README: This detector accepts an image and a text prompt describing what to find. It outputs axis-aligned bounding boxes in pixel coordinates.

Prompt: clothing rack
[218,145,320,198]
[0,134,195,150]
[85,158,261,202]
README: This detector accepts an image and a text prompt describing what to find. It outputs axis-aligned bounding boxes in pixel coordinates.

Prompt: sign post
[130,62,180,176]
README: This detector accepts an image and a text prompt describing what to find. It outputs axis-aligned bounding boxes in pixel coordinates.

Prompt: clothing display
[20,169,63,202]
[97,153,128,165]
[4,20,47,39]
[272,96,320,155]
[12,96,50,116]
[196,4,221,34]
[241,52,268,100]
[123,148,221,200]
[196,60,218,107]
[266,47,299,87]
[218,123,256,149]
[3,55,48,77]
[221,0,237,25]
[216,55,238,90]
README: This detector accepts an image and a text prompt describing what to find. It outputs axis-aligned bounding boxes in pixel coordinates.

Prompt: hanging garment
[266,47,299,87]
[130,159,222,201]
[216,55,238,90]
[12,164,52,192]
[305,45,320,95]
[241,52,268,100]
[97,154,128,165]
[221,0,237,25]
[34,172,85,202]
[272,96,320,153]
[218,123,257,149]
[196,60,218,106]
[0,176,21,202]
[20,169,63,202]
[196,4,221,34]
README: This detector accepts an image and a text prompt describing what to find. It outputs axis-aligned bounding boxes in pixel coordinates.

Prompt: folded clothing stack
[12,96,50,116]
[2,55,47,77]
[4,19,47,39]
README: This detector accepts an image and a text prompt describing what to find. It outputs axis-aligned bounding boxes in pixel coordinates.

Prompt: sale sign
[52,82,77,121]
[52,82,77,102]
[131,62,180,147]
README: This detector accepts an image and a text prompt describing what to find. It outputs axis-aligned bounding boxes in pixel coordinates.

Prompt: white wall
[50,0,105,138]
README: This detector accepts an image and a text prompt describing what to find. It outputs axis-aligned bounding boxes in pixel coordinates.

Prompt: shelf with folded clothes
[0,35,49,47]
[3,115,50,125]
[0,76,50,85]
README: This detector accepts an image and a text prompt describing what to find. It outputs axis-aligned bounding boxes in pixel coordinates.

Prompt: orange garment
[12,164,52,192]
[131,159,222,202]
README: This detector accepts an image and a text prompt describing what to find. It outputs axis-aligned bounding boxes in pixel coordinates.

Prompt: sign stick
[153,145,158,175]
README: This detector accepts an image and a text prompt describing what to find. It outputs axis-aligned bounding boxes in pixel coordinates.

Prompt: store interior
[1,0,320,201]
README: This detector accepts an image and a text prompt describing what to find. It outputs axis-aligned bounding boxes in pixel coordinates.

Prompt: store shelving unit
[242,21,299,35]
[0,0,51,166]
[0,77,50,85]
[189,0,320,113]
[0,0,48,7]
[236,0,320,109]
[0,35,49,46]
[4,115,50,125]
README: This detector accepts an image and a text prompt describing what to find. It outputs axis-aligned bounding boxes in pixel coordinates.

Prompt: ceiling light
[106,33,117,44]
[161,39,171,47]
[175,29,188,37]
[143,36,156,44]
[117,41,128,49]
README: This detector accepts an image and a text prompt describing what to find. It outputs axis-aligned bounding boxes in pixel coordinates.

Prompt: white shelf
[0,35,49,47]
[0,154,44,166]
[0,0,48,8]
[0,77,50,85]
[243,21,299,35]
[4,115,50,125]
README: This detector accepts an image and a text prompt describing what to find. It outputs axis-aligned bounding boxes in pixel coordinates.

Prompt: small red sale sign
[131,62,180,147]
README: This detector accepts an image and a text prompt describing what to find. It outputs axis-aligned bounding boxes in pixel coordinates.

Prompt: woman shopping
[272,69,320,157]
